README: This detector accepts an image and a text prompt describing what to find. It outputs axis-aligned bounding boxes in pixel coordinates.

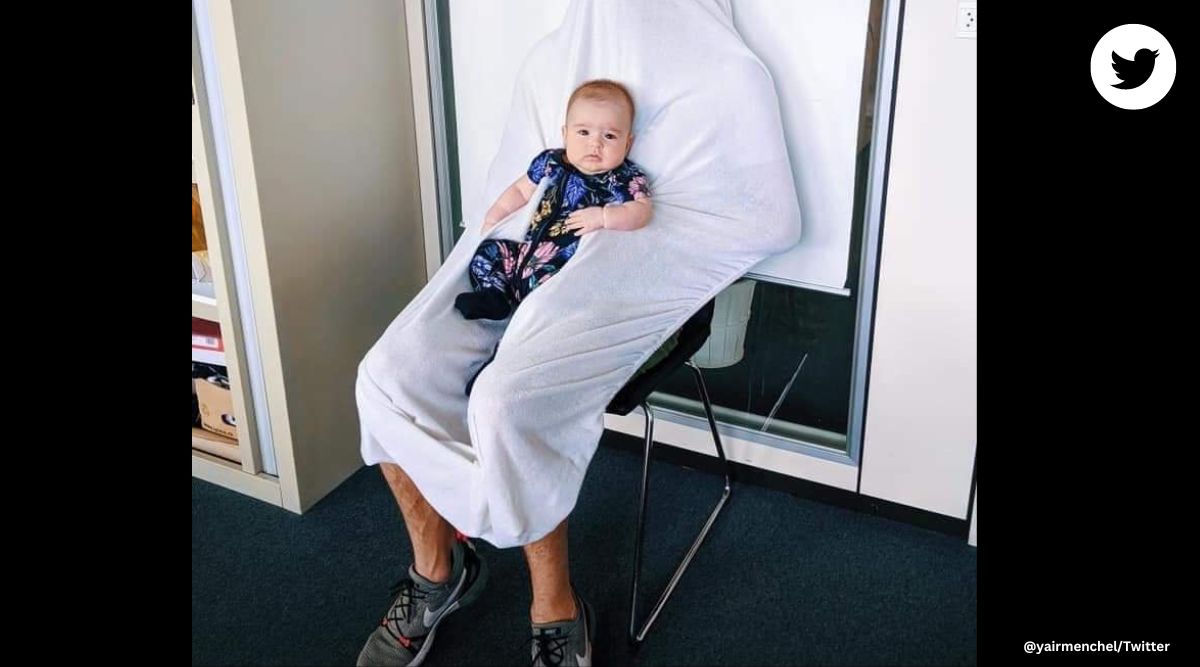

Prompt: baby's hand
[564,206,606,236]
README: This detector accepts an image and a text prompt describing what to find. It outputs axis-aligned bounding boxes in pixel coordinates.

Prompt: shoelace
[381,577,433,646]
[521,630,572,667]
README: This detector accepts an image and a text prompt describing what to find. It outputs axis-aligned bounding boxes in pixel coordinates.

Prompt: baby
[456,79,654,395]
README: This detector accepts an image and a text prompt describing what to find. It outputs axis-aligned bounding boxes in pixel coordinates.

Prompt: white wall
[860,0,977,519]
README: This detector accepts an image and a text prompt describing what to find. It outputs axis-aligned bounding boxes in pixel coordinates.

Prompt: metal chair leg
[628,360,733,646]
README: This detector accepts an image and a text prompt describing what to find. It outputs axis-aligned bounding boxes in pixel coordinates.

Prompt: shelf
[192,347,226,366]
[192,290,218,321]
[192,280,215,299]
[192,450,282,507]
[192,427,241,464]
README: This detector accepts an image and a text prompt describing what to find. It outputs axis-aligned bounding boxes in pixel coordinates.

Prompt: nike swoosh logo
[424,565,468,627]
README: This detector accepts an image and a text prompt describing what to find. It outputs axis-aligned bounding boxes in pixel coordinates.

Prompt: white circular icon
[1091,24,1176,110]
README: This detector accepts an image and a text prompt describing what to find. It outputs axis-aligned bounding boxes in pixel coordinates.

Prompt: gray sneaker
[357,535,489,666]
[527,586,595,666]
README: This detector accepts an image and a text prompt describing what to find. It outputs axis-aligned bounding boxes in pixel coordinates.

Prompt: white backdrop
[448,0,870,292]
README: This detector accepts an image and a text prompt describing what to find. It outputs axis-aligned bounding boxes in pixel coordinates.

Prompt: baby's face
[561,98,634,175]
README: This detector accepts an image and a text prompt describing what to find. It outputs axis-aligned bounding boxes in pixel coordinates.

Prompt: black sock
[455,289,513,320]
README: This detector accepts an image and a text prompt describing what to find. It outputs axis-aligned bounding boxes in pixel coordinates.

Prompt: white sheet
[448,0,870,291]
[357,0,802,548]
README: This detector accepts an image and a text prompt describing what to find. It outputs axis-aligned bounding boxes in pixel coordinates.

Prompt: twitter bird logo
[1111,48,1158,89]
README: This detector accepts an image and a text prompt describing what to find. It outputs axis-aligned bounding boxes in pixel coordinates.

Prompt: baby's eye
[577,130,588,136]
[604,133,616,140]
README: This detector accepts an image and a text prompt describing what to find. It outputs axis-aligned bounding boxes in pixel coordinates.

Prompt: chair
[605,297,733,646]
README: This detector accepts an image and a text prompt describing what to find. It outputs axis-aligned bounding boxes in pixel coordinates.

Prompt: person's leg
[523,518,578,623]
[380,462,456,583]
[358,462,490,666]
[524,518,595,666]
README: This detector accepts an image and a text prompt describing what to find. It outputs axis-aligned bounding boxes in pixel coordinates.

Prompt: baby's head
[561,79,636,175]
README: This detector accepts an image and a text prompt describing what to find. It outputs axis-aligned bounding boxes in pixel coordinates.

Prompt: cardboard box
[195,375,238,440]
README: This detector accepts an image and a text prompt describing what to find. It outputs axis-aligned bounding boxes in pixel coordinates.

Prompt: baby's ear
[627,134,635,152]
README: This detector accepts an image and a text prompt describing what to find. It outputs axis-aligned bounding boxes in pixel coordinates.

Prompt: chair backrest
[606,298,717,416]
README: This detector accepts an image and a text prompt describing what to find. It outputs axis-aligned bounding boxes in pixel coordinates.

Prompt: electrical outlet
[956,2,977,39]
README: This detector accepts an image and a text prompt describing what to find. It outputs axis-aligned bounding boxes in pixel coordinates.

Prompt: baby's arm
[600,195,653,231]
[483,175,538,230]
[598,170,654,231]
[564,195,653,236]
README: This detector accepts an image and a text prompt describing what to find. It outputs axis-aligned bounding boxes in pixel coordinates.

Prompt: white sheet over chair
[357,0,802,548]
